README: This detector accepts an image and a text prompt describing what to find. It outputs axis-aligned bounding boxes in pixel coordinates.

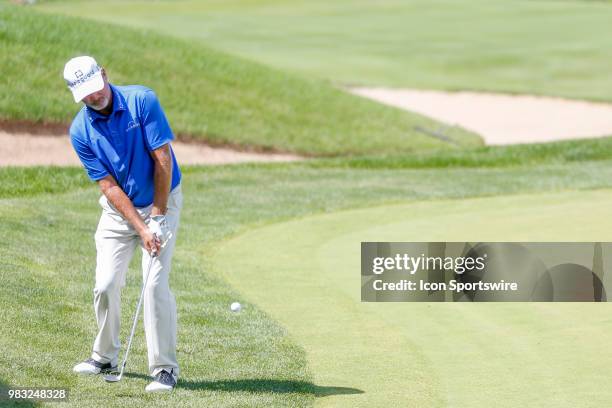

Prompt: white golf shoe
[145,369,178,392]
[73,358,117,375]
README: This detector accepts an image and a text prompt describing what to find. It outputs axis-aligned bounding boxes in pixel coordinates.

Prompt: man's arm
[98,175,160,254]
[150,143,173,216]
[70,128,109,182]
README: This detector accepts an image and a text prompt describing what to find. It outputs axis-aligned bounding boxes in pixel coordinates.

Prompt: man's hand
[147,215,173,251]
[97,141,173,256]
[98,175,160,255]
[140,228,161,256]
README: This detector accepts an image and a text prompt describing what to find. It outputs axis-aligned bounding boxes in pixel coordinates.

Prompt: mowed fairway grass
[38,0,612,101]
[213,189,612,407]
[3,157,612,407]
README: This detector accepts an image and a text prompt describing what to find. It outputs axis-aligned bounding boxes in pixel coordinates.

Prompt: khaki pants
[90,184,182,378]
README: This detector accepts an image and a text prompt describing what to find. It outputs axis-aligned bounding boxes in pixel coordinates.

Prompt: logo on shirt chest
[126,120,140,132]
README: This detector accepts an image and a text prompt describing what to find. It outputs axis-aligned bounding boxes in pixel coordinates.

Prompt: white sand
[350,88,612,145]
[0,131,303,167]
[4,89,611,166]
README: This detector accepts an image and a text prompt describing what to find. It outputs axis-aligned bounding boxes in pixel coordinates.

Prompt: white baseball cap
[63,56,105,103]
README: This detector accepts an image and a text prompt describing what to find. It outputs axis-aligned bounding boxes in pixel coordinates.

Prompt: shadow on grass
[123,372,363,397]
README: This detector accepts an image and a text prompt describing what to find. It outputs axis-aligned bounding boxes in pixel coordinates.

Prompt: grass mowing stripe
[211,189,612,407]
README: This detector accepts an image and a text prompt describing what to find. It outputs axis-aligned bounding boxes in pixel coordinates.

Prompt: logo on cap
[63,56,105,103]
[66,66,101,89]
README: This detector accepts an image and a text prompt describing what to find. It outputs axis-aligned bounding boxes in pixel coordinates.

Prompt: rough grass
[311,135,612,169]
[0,3,481,156]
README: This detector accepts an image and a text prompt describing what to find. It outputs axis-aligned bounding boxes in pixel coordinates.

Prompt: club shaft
[116,253,156,378]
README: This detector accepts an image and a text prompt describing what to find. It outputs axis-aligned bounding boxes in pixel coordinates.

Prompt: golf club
[104,248,157,383]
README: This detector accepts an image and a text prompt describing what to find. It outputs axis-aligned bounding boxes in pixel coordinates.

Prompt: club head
[103,373,122,382]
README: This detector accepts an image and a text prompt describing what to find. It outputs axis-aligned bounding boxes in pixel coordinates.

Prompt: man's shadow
[124,373,363,397]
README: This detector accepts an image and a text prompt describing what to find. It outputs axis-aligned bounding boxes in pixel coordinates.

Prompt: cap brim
[71,73,104,103]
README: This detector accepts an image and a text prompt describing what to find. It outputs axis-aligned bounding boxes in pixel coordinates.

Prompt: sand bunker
[350,88,612,145]
[4,88,612,166]
[0,131,303,167]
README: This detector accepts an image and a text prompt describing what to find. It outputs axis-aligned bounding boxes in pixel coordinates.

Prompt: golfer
[64,56,182,392]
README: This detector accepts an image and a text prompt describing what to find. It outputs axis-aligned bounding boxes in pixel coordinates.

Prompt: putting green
[211,189,612,407]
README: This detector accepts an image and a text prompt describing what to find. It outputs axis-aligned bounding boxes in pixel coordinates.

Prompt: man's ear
[101,67,107,80]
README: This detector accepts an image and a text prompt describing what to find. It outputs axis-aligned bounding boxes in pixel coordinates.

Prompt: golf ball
[230,302,242,312]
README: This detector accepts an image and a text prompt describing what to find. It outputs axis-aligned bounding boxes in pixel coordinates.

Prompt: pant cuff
[91,351,118,367]
[151,366,179,378]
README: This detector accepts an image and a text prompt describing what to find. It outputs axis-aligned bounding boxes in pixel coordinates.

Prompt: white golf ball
[230,302,242,312]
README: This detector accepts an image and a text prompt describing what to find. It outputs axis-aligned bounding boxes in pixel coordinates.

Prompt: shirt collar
[86,83,126,122]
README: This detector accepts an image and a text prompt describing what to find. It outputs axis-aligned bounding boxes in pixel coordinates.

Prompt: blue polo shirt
[69,83,181,208]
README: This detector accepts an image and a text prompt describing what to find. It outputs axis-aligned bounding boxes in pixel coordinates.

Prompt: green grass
[0,167,89,198]
[36,0,612,102]
[3,159,612,406]
[0,3,481,156]
[213,189,612,407]
[5,1,612,405]
[312,135,612,169]
[4,135,612,199]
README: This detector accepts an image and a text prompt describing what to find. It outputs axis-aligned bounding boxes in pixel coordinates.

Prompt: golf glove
[147,215,173,251]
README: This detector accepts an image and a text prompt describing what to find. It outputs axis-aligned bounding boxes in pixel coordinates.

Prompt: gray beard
[87,98,109,112]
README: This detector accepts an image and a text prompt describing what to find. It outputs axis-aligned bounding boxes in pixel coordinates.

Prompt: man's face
[82,71,111,111]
